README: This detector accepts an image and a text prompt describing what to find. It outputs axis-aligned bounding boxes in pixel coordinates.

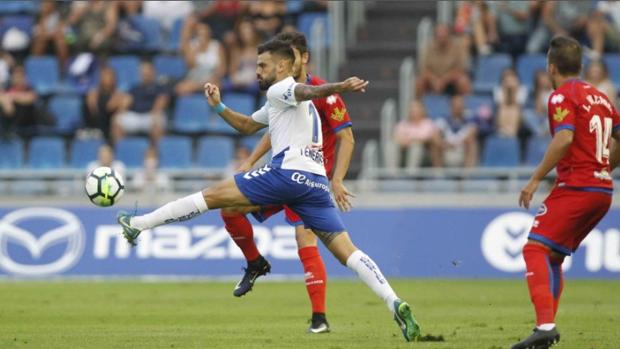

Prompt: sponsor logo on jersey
[594,170,612,181]
[326,95,337,105]
[290,172,330,192]
[550,94,565,104]
[283,83,295,101]
[553,107,569,122]
[330,107,346,122]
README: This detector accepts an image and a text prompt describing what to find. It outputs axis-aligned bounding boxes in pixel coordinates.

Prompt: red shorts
[529,187,612,255]
[251,205,303,226]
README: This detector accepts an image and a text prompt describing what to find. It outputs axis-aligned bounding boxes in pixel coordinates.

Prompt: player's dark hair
[257,39,295,62]
[548,35,582,76]
[275,31,308,54]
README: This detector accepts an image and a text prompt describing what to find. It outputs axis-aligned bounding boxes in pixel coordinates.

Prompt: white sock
[346,250,399,313]
[537,323,556,331]
[130,192,208,230]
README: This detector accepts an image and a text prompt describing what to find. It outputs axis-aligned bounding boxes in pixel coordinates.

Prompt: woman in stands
[226,19,260,94]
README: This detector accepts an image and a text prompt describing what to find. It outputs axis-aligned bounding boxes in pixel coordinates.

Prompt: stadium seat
[0,1,37,14]
[27,137,65,169]
[129,15,163,51]
[0,138,23,168]
[153,54,187,81]
[25,56,60,94]
[48,95,83,135]
[115,137,149,168]
[464,95,493,114]
[482,136,520,167]
[525,137,549,166]
[70,138,104,168]
[473,54,512,93]
[298,12,331,49]
[516,54,546,91]
[172,95,211,133]
[166,17,184,52]
[158,136,193,168]
[422,94,451,119]
[108,55,141,91]
[0,15,33,39]
[197,136,234,168]
[223,92,255,116]
[240,135,262,150]
[603,54,620,88]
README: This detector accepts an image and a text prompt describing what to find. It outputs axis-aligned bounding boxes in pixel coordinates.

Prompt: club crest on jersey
[553,107,569,122]
[550,94,565,104]
[331,107,346,121]
[536,204,547,217]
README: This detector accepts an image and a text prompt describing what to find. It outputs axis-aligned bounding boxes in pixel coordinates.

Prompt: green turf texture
[0,279,618,349]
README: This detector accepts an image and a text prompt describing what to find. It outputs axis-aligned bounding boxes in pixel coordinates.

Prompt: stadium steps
[339,0,436,176]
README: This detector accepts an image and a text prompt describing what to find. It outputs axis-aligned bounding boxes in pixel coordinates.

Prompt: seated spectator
[416,24,471,96]
[225,19,260,93]
[0,66,38,138]
[585,60,617,103]
[454,1,498,56]
[31,0,69,68]
[431,95,478,167]
[589,1,620,57]
[175,22,226,96]
[393,100,438,168]
[523,70,552,137]
[66,1,118,53]
[87,143,126,175]
[494,69,526,138]
[142,1,194,35]
[132,146,170,194]
[196,0,245,42]
[248,0,286,40]
[225,145,251,177]
[112,61,169,144]
[86,67,127,143]
[490,1,535,58]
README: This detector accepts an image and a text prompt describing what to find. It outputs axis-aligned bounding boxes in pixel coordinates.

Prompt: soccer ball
[85,166,125,207]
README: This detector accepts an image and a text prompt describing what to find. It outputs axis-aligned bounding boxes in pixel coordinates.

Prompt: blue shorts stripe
[528,232,573,255]
[563,186,613,195]
[613,124,620,132]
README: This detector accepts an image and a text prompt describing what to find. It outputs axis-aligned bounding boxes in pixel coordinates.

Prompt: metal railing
[310,18,328,80]
[379,98,398,169]
[437,1,454,24]
[328,0,346,82]
[399,57,414,121]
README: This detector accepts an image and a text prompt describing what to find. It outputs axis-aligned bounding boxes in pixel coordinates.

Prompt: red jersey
[307,74,353,179]
[548,79,620,190]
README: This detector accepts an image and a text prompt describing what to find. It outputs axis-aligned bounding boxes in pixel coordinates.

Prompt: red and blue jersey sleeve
[314,93,352,133]
[547,91,577,134]
[612,104,620,133]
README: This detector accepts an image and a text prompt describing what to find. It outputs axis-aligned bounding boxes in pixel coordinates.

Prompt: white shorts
[116,111,166,133]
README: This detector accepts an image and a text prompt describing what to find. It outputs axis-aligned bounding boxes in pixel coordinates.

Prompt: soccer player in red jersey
[513,36,620,349]
[220,31,355,333]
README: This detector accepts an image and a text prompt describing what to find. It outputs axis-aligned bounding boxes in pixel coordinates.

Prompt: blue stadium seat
[240,135,263,150]
[28,137,65,169]
[0,138,23,168]
[48,95,82,135]
[482,136,520,167]
[223,92,255,116]
[603,54,620,88]
[115,137,149,168]
[70,138,104,168]
[0,1,37,14]
[166,18,185,52]
[525,137,549,166]
[298,12,331,49]
[516,54,546,91]
[108,55,141,91]
[422,94,451,119]
[153,54,187,81]
[172,95,210,133]
[286,0,304,14]
[473,54,512,93]
[464,95,493,113]
[25,56,60,94]
[158,136,193,168]
[197,136,234,168]
[129,15,163,51]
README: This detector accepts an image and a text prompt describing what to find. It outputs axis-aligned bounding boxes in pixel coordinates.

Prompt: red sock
[298,246,327,314]
[221,212,260,262]
[549,256,564,317]
[523,243,555,325]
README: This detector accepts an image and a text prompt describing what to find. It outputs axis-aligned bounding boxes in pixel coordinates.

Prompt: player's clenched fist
[340,77,369,93]
[204,83,221,106]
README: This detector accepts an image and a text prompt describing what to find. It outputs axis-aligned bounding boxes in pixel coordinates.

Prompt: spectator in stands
[490,1,535,58]
[132,146,170,194]
[416,24,471,96]
[454,1,498,56]
[585,60,617,103]
[86,67,127,143]
[589,1,620,57]
[66,1,118,53]
[226,19,260,93]
[196,0,245,42]
[112,61,169,145]
[248,0,286,39]
[523,70,552,137]
[526,1,594,54]
[225,145,252,177]
[431,95,478,167]
[87,143,126,175]
[115,1,146,51]
[494,68,526,138]
[175,22,226,96]
[142,1,194,35]
[31,0,69,69]
[0,66,38,138]
[0,50,14,88]
[393,100,438,168]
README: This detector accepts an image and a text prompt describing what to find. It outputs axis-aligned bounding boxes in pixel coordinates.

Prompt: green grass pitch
[0,279,618,349]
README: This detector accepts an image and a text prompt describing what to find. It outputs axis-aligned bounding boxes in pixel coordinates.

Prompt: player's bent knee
[318,231,357,265]
[295,226,317,248]
[203,178,253,209]
[221,205,261,217]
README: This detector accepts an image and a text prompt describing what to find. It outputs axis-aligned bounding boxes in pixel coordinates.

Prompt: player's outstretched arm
[519,129,574,209]
[294,77,369,102]
[204,83,266,135]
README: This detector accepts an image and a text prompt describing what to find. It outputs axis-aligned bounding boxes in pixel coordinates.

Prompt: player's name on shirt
[583,94,613,113]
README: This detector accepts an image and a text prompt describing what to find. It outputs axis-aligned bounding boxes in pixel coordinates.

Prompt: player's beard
[257,73,275,91]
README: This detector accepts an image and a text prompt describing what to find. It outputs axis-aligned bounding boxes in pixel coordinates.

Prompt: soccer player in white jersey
[117,39,420,342]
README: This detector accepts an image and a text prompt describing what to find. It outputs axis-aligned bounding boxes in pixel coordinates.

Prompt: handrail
[310,18,327,80]
[437,1,453,24]
[416,16,433,68]
[328,0,345,81]
[346,0,366,45]
[398,57,414,121]
[379,98,398,169]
